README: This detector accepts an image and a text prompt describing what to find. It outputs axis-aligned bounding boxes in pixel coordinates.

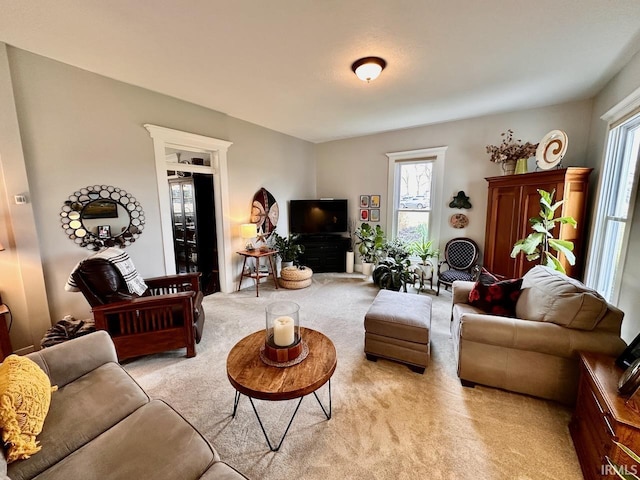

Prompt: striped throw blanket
[65,247,148,296]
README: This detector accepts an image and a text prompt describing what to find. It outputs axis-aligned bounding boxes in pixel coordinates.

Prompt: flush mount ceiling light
[351,56,387,83]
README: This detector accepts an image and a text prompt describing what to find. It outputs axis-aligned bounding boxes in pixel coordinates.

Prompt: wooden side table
[236,249,279,297]
[570,351,640,479]
[0,304,13,361]
[227,327,336,451]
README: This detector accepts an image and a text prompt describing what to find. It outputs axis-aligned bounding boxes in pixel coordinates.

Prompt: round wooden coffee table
[227,327,336,451]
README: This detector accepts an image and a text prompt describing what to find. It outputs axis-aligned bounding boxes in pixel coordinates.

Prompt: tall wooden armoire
[483,167,592,280]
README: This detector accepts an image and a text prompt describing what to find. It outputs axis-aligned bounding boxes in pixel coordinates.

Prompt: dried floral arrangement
[486,129,539,163]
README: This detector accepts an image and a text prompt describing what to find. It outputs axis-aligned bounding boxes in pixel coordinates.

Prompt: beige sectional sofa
[451,265,626,404]
[1,331,246,480]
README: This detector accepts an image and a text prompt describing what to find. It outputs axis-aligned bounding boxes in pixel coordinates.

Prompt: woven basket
[279,266,313,289]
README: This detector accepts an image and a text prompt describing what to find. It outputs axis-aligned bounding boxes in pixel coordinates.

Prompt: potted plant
[409,224,439,283]
[372,257,418,292]
[510,189,576,274]
[486,129,538,175]
[354,223,385,277]
[271,232,305,268]
[373,238,418,291]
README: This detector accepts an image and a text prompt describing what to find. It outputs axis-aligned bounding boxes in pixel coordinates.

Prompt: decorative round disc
[450,213,469,229]
[536,130,568,170]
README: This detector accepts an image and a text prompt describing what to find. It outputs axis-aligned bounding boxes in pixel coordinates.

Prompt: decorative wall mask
[449,191,472,209]
[250,188,279,239]
[60,185,145,250]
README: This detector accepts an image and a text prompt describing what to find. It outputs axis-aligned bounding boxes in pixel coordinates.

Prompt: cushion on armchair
[515,266,608,330]
[440,270,476,283]
[0,356,58,462]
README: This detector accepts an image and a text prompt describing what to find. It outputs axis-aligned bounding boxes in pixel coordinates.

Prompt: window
[396,161,433,242]
[585,111,640,302]
[386,147,447,244]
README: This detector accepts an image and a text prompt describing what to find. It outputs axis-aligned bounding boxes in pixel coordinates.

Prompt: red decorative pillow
[468,278,523,317]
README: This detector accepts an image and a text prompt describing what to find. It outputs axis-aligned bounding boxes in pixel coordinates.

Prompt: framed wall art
[370,195,380,208]
[369,209,380,222]
[360,209,369,221]
[360,195,370,208]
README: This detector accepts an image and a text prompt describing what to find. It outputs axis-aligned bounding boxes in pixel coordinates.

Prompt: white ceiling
[1,1,640,143]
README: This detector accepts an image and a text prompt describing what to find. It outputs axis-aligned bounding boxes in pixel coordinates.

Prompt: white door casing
[144,124,234,293]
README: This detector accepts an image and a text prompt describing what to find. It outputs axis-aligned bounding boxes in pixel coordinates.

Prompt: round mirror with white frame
[60,185,145,250]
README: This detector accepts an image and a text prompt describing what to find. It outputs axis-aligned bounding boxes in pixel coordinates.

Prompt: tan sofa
[451,265,626,404]
[1,331,246,480]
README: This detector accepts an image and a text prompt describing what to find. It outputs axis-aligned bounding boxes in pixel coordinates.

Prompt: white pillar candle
[273,316,295,347]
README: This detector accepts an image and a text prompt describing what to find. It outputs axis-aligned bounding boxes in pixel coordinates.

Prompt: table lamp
[240,223,257,251]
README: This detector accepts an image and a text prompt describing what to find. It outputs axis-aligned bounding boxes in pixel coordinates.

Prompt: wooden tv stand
[297,235,350,273]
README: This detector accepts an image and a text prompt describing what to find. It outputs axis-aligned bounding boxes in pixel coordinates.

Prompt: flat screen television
[289,199,348,234]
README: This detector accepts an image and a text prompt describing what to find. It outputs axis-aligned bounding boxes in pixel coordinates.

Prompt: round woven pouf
[279,266,313,289]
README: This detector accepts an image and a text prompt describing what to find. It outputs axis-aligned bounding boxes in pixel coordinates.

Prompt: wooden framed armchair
[71,258,205,361]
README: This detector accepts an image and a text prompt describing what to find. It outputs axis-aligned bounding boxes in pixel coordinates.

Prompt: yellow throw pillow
[0,355,57,463]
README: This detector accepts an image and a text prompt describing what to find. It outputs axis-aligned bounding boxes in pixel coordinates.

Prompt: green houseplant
[409,224,439,264]
[510,189,577,274]
[372,257,418,292]
[373,238,418,292]
[271,232,305,266]
[382,237,411,262]
[409,224,439,290]
[354,223,385,276]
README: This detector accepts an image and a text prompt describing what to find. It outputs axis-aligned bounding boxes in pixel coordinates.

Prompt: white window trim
[144,124,234,293]
[385,146,447,244]
[601,84,640,124]
[584,87,640,303]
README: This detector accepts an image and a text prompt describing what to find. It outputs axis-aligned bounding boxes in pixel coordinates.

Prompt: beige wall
[0,46,314,352]
[0,44,51,352]
[227,117,315,231]
[3,37,639,353]
[315,100,594,262]
[587,48,640,343]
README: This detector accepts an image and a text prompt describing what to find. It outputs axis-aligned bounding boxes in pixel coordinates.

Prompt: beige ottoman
[279,266,313,289]
[364,289,432,373]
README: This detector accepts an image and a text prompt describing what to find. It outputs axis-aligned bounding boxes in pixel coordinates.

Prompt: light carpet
[124,273,583,480]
